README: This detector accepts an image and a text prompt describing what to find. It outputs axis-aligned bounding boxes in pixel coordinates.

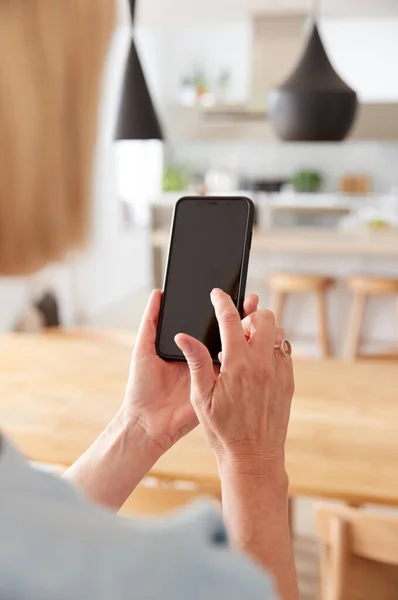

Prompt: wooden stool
[345,276,398,360]
[268,273,334,358]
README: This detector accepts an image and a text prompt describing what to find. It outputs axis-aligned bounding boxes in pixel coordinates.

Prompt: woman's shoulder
[0,435,276,600]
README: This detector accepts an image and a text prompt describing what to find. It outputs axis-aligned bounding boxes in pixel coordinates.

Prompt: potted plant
[291,170,323,193]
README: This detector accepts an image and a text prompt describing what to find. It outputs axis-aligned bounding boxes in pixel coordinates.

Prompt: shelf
[164,103,398,143]
[201,105,267,121]
[164,105,276,142]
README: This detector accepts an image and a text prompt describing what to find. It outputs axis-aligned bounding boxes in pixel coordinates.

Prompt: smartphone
[156,196,254,362]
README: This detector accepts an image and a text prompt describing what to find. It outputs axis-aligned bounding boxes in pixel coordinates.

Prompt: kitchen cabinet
[251,15,305,111]
[351,104,398,141]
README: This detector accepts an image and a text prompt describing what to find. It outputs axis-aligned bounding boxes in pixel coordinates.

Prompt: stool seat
[346,276,398,296]
[345,275,398,360]
[268,272,335,358]
[269,273,334,293]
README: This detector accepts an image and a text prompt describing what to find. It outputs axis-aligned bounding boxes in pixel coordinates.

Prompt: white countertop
[153,191,388,209]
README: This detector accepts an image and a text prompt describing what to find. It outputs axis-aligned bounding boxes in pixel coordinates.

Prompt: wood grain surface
[1,331,398,506]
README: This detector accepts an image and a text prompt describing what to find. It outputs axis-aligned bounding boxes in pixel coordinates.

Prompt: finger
[217,295,259,362]
[210,289,246,360]
[275,326,285,346]
[133,290,162,354]
[240,309,276,358]
[240,312,279,343]
[243,294,259,319]
[273,326,287,362]
[175,334,215,410]
[240,314,253,341]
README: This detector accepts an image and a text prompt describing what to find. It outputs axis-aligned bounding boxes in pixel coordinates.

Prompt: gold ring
[274,339,292,358]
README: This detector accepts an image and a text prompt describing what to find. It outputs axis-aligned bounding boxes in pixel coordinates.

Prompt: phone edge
[155,195,255,362]
[155,197,187,361]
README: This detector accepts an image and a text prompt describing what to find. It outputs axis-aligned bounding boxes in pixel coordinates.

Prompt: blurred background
[3,0,398,343]
[2,2,398,598]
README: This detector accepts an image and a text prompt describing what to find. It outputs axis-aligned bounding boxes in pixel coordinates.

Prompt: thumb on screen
[175,334,215,411]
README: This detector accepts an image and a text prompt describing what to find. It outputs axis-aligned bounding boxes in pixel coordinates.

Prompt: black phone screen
[157,197,252,361]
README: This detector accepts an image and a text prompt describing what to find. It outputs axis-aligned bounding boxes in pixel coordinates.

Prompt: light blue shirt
[0,436,276,600]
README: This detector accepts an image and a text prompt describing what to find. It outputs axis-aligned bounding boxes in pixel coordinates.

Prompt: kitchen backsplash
[166,140,398,194]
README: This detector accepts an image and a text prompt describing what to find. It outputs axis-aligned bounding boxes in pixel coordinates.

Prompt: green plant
[162,166,187,192]
[291,170,323,193]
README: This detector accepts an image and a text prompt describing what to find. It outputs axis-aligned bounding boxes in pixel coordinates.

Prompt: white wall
[0,280,30,332]
[136,17,398,191]
[320,18,398,102]
[152,22,252,106]
[139,17,398,112]
[135,27,169,120]
[135,21,252,112]
[168,140,398,193]
[138,0,398,25]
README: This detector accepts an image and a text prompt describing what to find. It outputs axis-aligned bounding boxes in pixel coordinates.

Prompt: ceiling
[137,0,398,24]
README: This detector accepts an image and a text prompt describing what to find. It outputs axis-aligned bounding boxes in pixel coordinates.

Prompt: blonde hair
[0,0,115,275]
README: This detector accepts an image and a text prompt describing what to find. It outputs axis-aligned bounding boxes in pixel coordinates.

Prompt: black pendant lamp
[115,0,163,141]
[268,14,358,142]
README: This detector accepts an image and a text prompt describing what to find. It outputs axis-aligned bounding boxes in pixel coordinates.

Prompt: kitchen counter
[152,226,398,258]
[151,226,398,357]
[152,191,398,230]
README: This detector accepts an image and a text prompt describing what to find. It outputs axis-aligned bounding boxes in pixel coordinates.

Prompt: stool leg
[396,296,398,352]
[272,291,287,327]
[316,290,331,359]
[288,497,294,538]
[346,293,366,361]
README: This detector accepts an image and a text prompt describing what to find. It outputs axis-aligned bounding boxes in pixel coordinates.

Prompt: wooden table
[1,332,398,506]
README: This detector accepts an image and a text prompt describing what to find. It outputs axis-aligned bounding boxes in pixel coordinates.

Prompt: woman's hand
[66,289,259,511]
[175,288,294,476]
[175,289,298,600]
[121,289,259,454]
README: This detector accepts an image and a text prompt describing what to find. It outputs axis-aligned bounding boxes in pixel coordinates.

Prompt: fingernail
[175,335,192,354]
[211,288,223,295]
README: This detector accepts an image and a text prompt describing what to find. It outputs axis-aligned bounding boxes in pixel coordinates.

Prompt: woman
[0,2,298,599]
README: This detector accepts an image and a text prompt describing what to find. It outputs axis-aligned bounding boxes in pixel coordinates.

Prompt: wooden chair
[268,273,334,358]
[316,504,398,600]
[345,276,398,360]
[119,478,221,518]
